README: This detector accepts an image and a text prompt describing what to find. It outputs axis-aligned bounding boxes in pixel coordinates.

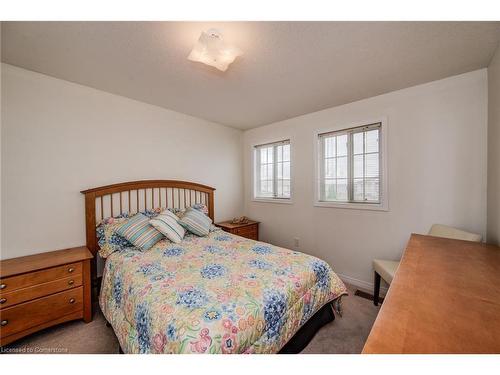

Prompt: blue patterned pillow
[178,207,212,236]
[96,217,135,258]
[96,209,163,257]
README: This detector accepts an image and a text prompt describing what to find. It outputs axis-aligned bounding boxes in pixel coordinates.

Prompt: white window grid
[319,123,381,204]
[254,140,291,199]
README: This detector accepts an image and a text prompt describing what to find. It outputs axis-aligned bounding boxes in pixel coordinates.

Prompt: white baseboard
[338,273,388,296]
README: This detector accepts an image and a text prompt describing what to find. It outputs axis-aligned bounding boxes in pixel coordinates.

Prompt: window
[254,140,291,200]
[317,122,384,207]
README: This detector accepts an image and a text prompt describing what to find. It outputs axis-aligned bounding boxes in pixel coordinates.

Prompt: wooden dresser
[0,246,93,346]
[363,234,500,354]
[216,220,260,240]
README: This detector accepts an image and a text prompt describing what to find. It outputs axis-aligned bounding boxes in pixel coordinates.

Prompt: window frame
[252,139,293,204]
[313,118,388,211]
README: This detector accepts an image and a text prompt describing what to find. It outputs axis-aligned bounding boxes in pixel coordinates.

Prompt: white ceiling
[2,21,500,129]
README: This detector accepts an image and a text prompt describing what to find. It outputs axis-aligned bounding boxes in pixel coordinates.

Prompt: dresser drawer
[0,262,82,293]
[0,274,82,309]
[0,287,83,338]
[234,226,258,238]
[238,226,257,234]
[240,232,258,240]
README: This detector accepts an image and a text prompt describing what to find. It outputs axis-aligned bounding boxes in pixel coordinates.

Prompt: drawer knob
[68,280,75,286]
[0,298,6,304]
[68,268,75,273]
[0,283,6,290]
[1,320,7,326]
[69,298,76,304]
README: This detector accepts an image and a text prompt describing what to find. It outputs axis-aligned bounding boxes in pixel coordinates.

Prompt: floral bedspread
[100,230,347,354]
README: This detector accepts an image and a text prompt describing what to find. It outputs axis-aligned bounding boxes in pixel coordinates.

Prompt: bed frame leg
[373,271,381,306]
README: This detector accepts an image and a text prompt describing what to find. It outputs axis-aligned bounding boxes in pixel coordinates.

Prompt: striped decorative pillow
[178,207,212,237]
[149,210,185,244]
[115,213,164,251]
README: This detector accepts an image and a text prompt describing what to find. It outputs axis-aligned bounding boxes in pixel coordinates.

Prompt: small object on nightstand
[231,216,249,225]
[0,246,93,346]
[216,219,260,240]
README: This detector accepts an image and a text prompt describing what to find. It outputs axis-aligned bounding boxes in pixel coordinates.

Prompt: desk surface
[362,234,500,354]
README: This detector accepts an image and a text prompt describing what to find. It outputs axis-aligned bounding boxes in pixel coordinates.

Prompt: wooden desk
[363,234,500,354]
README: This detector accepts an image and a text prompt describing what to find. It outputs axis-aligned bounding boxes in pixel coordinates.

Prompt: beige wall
[487,44,500,245]
[243,70,488,290]
[1,64,243,260]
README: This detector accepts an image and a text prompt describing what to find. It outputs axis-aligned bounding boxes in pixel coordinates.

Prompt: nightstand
[216,220,260,240]
[0,246,93,346]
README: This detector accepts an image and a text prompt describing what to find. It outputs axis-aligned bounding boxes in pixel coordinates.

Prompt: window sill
[314,200,388,211]
[252,198,293,205]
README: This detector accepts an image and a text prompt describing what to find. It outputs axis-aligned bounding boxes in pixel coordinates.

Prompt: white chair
[427,224,482,242]
[372,224,482,306]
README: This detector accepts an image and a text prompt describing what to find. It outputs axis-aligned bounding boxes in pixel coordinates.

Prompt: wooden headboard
[81,180,215,262]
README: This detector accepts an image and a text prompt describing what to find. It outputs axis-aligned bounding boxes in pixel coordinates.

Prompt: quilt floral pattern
[100,230,347,354]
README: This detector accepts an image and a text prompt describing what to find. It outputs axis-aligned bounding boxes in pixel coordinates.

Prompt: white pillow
[149,210,185,244]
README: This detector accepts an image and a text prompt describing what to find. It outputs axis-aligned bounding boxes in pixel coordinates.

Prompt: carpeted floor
[2,284,379,354]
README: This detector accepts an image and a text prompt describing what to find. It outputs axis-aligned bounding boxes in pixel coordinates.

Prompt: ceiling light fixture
[188,29,242,72]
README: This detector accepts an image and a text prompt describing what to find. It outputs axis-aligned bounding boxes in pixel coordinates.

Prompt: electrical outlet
[293,237,300,248]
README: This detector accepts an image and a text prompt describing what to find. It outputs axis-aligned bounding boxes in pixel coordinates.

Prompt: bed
[81,180,347,354]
